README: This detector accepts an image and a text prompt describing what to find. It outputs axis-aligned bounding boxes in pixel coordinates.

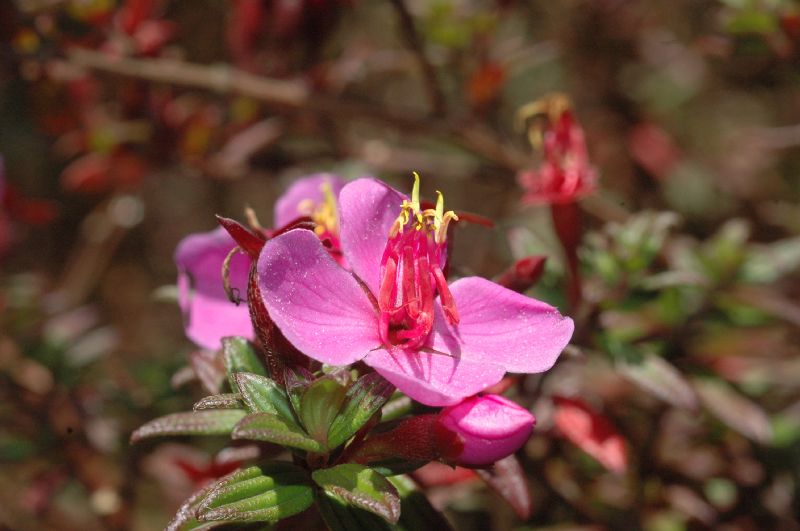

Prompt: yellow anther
[297,180,340,236]
[390,173,458,245]
[411,172,421,212]
[516,93,572,151]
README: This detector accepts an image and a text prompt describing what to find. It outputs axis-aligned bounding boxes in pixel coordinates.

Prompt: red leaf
[475,455,532,519]
[552,396,628,474]
[215,215,266,259]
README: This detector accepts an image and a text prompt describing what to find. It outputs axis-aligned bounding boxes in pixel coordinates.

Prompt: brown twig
[387,0,447,116]
[61,48,528,172]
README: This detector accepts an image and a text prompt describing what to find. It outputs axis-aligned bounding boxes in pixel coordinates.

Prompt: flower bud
[435,395,535,466]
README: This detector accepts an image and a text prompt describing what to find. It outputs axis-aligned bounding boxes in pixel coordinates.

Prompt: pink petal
[338,178,406,295]
[429,277,573,374]
[438,394,535,466]
[273,173,346,228]
[175,227,253,350]
[365,348,506,407]
[256,228,380,366]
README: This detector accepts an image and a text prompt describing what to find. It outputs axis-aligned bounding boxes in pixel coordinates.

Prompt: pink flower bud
[436,395,535,466]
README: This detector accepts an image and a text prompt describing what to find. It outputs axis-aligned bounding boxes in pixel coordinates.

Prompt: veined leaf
[232,413,323,452]
[196,463,313,524]
[328,372,395,449]
[131,410,246,443]
[235,372,296,424]
[300,377,347,447]
[312,464,400,524]
[222,337,266,391]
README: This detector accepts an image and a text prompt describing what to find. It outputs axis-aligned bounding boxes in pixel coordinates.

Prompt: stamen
[411,171,421,212]
[222,246,245,305]
[433,265,459,324]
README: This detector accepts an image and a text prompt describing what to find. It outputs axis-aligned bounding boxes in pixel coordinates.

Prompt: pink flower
[174,173,345,349]
[436,394,535,466]
[256,175,574,405]
[517,99,597,205]
[175,227,254,350]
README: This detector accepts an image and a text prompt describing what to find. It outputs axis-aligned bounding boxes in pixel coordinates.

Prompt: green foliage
[313,464,401,523]
[195,464,313,524]
[130,410,247,443]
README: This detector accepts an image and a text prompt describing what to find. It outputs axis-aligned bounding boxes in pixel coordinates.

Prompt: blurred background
[1,0,800,529]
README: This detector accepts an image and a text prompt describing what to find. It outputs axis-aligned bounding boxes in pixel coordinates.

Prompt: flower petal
[365,348,506,407]
[338,178,406,295]
[175,227,253,350]
[256,228,379,365]
[429,277,573,374]
[273,173,346,228]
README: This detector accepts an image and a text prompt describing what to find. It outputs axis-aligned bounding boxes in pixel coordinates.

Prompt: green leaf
[390,475,454,531]
[300,377,347,446]
[196,463,313,524]
[284,366,313,416]
[315,490,394,531]
[235,372,296,424]
[130,410,247,443]
[166,481,215,531]
[193,393,245,411]
[312,464,400,524]
[232,413,323,452]
[328,373,395,449]
[222,337,266,391]
[316,475,453,531]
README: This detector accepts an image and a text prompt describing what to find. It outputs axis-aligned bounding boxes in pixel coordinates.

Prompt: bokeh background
[2,0,800,529]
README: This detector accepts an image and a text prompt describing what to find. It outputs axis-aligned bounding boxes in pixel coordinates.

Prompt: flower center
[297,181,341,247]
[377,173,460,350]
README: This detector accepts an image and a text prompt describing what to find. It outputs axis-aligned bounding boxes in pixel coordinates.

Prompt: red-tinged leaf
[60,152,112,194]
[232,412,323,452]
[475,455,532,519]
[616,353,698,411]
[496,256,547,293]
[165,482,217,531]
[552,396,628,474]
[327,372,395,449]
[692,377,772,444]
[216,215,265,259]
[412,462,477,487]
[189,349,226,395]
[131,410,247,443]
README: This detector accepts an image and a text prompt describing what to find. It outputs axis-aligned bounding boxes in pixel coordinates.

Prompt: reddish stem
[550,202,582,310]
